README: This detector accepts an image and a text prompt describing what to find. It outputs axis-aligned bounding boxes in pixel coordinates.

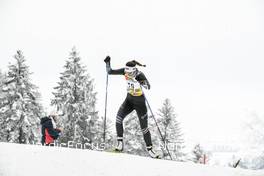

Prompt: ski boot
[147,146,160,159]
[114,137,124,152]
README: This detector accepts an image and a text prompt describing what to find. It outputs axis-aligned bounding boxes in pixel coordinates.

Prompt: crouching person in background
[41,111,62,146]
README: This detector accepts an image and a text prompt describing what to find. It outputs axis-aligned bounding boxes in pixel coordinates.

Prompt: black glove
[104,56,111,63]
[141,80,151,90]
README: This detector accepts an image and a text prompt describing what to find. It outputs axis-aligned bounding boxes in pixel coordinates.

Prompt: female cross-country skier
[104,56,159,158]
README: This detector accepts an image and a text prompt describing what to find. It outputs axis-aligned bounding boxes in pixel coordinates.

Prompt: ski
[106,149,123,153]
[105,149,162,159]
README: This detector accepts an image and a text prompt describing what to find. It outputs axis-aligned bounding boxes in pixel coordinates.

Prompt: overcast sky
[1,0,264,148]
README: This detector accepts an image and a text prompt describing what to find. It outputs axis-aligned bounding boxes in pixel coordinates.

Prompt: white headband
[125,66,136,73]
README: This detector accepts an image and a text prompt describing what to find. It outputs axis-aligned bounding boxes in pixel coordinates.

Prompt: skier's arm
[136,72,151,89]
[106,63,125,75]
[104,56,125,75]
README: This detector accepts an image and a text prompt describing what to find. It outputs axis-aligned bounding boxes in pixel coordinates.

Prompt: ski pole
[103,73,109,144]
[142,88,173,160]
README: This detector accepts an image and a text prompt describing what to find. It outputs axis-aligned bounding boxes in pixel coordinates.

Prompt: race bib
[125,75,142,96]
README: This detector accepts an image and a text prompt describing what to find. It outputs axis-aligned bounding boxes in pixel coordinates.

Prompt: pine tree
[51,47,99,148]
[0,50,43,144]
[245,113,264,146]
[0,69,6,141]
[241,113,264,169]
[157,99,185,160]
[0,69,4,85]
[98,116,115,150]
[0,69,5,102]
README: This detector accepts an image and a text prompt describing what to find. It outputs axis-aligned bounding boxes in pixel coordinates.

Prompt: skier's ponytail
[132,60,146,67]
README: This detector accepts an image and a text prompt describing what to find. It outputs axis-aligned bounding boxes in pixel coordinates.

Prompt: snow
[0,142,263,176]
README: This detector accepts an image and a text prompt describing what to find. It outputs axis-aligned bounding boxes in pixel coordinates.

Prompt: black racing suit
[106,62,153,147]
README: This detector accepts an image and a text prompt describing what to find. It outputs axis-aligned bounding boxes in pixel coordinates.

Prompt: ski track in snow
[0,142,263,176]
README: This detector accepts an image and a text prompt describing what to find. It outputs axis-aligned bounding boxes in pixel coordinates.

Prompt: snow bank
[0,142,263,176]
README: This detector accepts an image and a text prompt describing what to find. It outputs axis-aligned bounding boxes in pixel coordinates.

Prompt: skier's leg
[134,96,152,147]
[115,97,134,139]
[115,97,133,151]
[134,96,159,158]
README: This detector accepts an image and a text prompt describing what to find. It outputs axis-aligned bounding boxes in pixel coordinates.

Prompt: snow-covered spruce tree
[241,154,264,170]
[241,113,264,170]
[0,69,5,102]
[0,69,6,141]
[245,113,264,147]
[0,50,43,144]
[99,116,115,150]
[0,69,4,85]
[157,99,185,160]
[51,48,99,148]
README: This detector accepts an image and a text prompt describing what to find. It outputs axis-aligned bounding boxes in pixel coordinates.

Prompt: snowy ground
[0,142,263,176]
